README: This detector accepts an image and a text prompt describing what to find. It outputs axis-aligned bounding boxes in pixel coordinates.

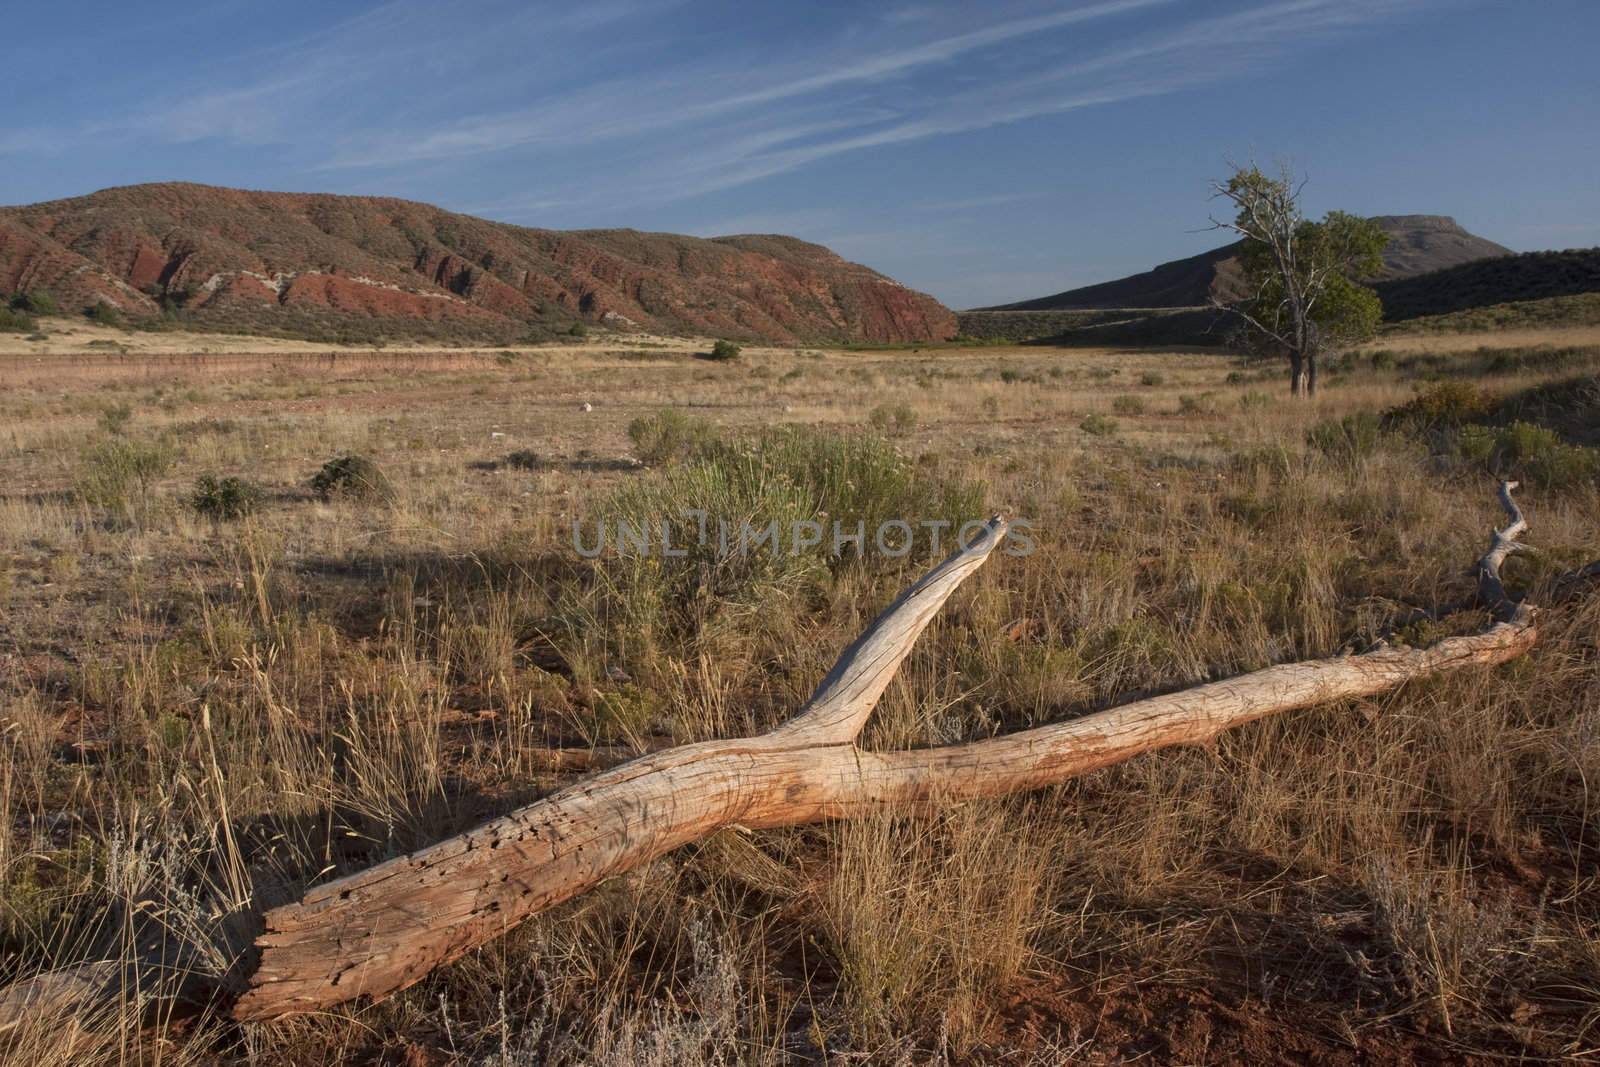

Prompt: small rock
[580,401,593,412]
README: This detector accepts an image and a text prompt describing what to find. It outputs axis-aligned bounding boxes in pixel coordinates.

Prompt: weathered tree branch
[0,486,1570,1030]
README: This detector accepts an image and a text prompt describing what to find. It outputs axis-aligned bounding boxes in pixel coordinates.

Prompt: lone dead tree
[0,485,1567,1028]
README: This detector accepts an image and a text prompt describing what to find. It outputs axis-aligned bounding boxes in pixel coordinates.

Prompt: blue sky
[3,0,1596,308]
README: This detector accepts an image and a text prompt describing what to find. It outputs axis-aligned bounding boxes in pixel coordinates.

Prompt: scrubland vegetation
[2,330,1599,1063]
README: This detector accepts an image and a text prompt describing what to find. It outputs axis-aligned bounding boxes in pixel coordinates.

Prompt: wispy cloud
[0,0,1444,220]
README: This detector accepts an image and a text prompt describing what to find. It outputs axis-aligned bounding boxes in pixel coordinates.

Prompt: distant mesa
[983,215,1513,312]
[0,183,956,344]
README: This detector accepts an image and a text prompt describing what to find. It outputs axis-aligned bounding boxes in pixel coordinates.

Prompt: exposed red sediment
[0,182,956,342]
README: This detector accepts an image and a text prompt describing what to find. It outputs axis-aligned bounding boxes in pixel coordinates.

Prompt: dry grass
[1,328,1598,1064]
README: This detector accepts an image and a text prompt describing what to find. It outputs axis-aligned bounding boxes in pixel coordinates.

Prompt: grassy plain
[2,323,1599,1064]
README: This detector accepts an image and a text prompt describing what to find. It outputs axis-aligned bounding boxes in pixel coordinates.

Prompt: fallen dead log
[0,483,1561,1028]
[232,484,1542,1019]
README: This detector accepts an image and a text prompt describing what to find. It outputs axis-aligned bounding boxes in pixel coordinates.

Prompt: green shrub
[504,449,545,471]
[1079,414,1118,436]
[1385,381,1497,431]
[0,307,36,333]
[84,302,124,327]
[76,439,173,517]
[1140,371,1165,387]
[1111,395,1146,416]
[868,403,918,436]
[1306,411,1383,465]
[569,321,588,339]
[191,475,263,520]
[627,409,720,466]
[707,339,741,361]
[309,455,393,501]
[999,368,1023,384]
[580,425,986,654]
[1456,421,1600,490]
[10,290,58,315]
[1176,394,1213,416]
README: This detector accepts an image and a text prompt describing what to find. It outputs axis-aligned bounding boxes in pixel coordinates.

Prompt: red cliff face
[0,183,956,343]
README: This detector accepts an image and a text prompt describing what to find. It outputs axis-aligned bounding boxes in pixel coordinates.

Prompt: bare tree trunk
[0,486,1563,1029]
[1288,351,1307,395]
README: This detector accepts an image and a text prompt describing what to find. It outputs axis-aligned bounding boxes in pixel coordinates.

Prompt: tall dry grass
[0,335,1597,1062]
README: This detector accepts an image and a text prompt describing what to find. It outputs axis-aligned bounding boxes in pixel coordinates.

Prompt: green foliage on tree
[1212,165,1389,395]
[707,339,741,361]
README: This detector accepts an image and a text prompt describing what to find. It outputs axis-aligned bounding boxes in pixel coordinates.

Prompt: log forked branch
[233,486,1542,1020]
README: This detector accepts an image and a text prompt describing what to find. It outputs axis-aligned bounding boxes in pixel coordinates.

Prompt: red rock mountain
[0,183,956,343]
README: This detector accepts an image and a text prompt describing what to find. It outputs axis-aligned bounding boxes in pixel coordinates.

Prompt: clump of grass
[96,403,133,436]
[1111,395,1146,416]
[1140,371,1166,387]
[191,475,263,520]
[1080,413,1118,436]
[627,408,721,465]
[1177,393,1214,416]
[820,803,1054,1052]
[1239,390,1272,411]
[309,454,393,502]
[1307,411,1384,466]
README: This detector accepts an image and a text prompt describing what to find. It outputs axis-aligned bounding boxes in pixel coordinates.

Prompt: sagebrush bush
[571,424,985,660]
[1112,395,1146,416]
[191,475,263,520]
[868,403,917,436]
[9,290,57,315]
[0,307,37,332]
[1456,421,1600,490]
[76,438,173,518]
[503,449,545,471]
[309,454,393,501]
[627,409,720,465]
[1080,413,1117,436]
[1386,380,1498,431]
[84,302,123,327]
[707,339,741,361]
